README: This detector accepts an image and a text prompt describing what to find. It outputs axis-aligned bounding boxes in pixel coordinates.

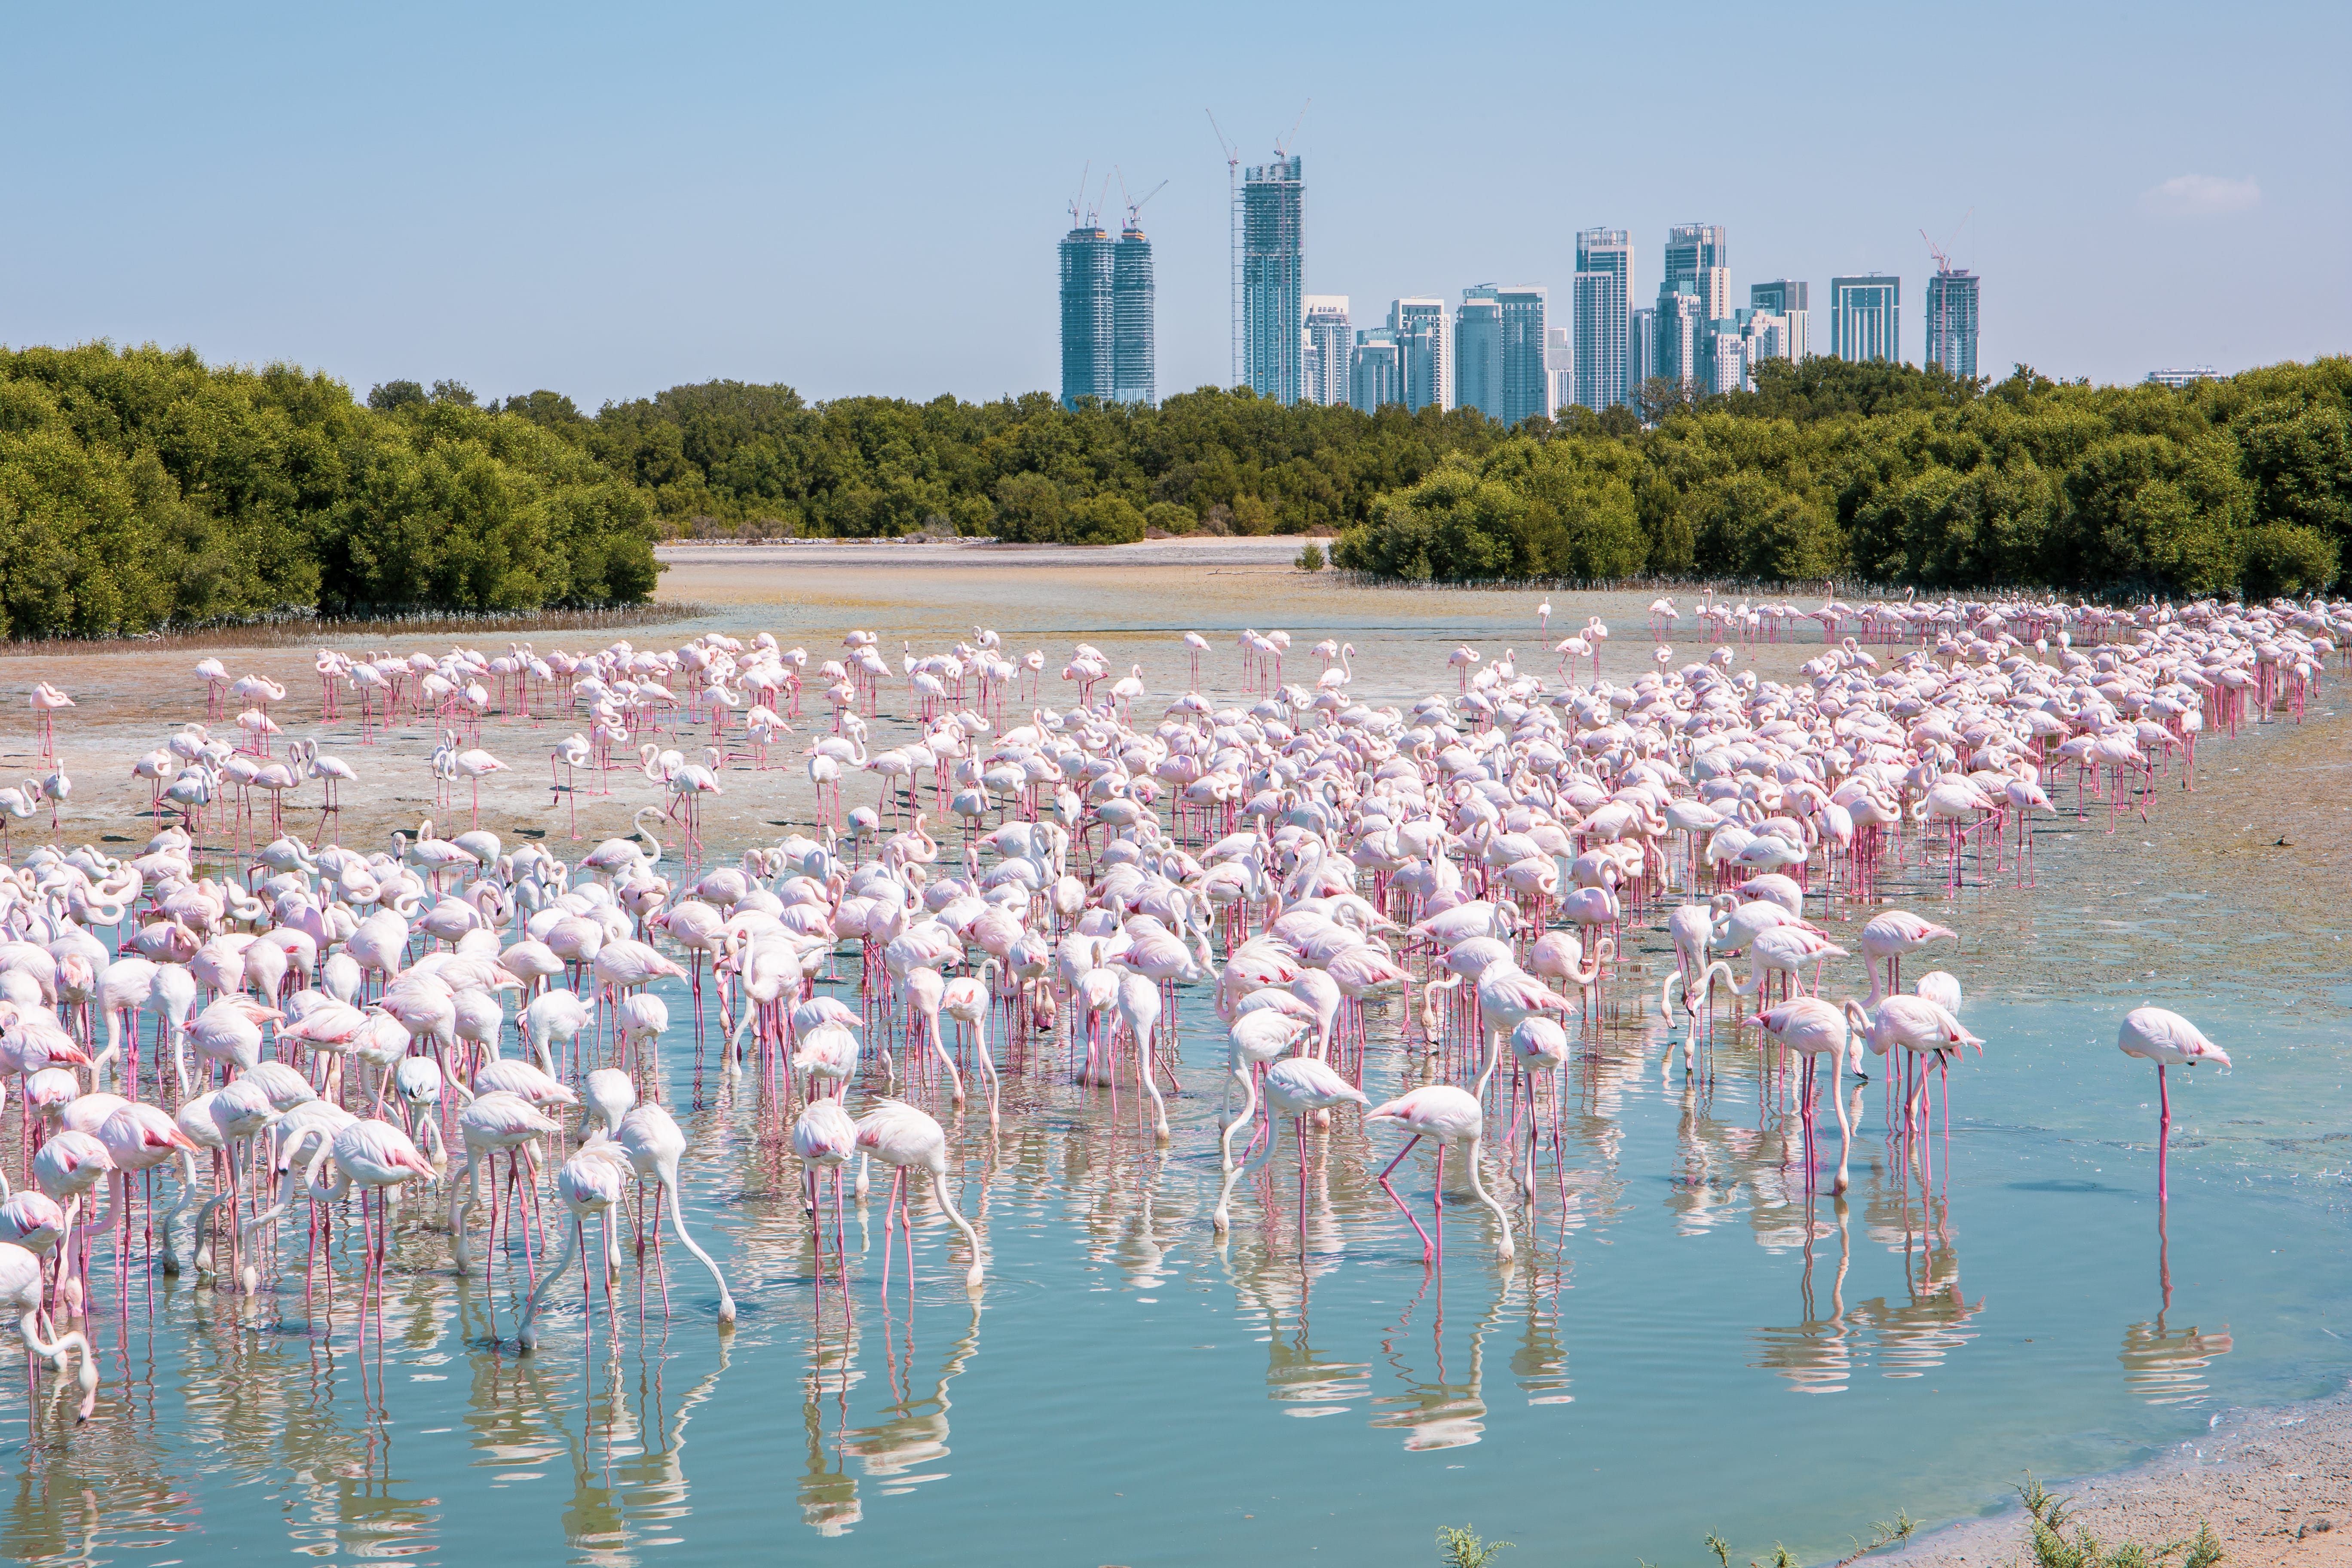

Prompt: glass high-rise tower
[1494,286,1548,425]
[1303,296,1351,406]
[1242,156,1305,404]
[1455,287,1502,418]
[1750,280,1810,359]
[1573,227,1632,411]
[1388,297,1451,413]
[1059,225,1114,408]
[1831,274,1902,362]
[1349,329,1402,412]
[1663,224,1728,312]
[1112,224,1156,405]
[1924,269,1978,380]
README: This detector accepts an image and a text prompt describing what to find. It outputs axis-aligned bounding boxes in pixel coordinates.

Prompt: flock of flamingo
[0,588,2330,1439]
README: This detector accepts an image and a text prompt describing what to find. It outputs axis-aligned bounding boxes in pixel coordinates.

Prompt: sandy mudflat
[1881,1382,2352,1568]
[655,535,1314,570]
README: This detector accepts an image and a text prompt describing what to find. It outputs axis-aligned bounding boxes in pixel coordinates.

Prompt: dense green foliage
[0,343,659,637]
[513,381,1507,543]
[4,339,2341,638]
[1334,357,2352,597]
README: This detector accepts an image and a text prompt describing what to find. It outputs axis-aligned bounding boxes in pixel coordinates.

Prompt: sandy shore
[655,535,1316,569]
[1880,1382,2352,1567]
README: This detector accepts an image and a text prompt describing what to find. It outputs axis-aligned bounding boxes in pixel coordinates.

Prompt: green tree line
[0,343,659,638]
[499,380,1505,545]
[4,341,2342,637]
[1332,356,2352,598]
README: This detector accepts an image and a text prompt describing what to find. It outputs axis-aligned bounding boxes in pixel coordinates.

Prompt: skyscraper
[1350,329,1403,412]
[1112,222,1156,405]
[1545,326,1574,417]
[1627,306,1657,395]
[1303,296,1351,406]
[1242,155,1305,404]
[1573,227,1633,411]
[1655,287,1706,390]
[1830,274,1901,362]
[1663,224,1729,318]
[1924,268,1979,380]
[1654,224,1727,398]
[1058,224,1114,408]
[1495,285,1549,425]
[1390,297,1451,413]
[1750,280,1810,359]
[1455,287,1501,418]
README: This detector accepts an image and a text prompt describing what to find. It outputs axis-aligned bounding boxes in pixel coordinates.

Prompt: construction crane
[1116,169,1168,233]
[1069,159,1091,230]
[1274,99,1311,158]
[1920,208,1973,273]
[1207,111,1241,386]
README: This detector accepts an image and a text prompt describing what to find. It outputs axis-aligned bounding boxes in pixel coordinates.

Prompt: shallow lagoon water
[1,561,2346,1565]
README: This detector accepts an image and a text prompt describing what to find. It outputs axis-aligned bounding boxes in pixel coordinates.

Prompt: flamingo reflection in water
[2120,1210,2232,1405]
[1369,1268,1515,1451]
[838,1284,983,1510]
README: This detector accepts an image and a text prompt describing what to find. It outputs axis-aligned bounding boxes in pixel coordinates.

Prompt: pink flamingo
[1365,1085,1513,1266]
[28,684,73,762]
[854,1097,984,1292]
[2117,1008,2230,1204]
[0,1242,98,1422]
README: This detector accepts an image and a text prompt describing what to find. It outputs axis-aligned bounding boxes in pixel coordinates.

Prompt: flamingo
[853,1097,984,1290]
[2117,1008,2230,1204]
[1365,1085,1513,1266]
[614,1102,737,1324]
[516,1140,631,1351]
[28,683,73,761]
[451,744,509,828]
[0,1242,97,1421]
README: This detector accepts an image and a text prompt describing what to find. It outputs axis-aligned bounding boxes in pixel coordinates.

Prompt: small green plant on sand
[1295,540,1327,571]
[2018,1473,2224,1568]
[1437,1523,1512,1568]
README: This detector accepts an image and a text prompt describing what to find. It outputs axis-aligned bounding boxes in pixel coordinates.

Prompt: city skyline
[3,4,2342,406]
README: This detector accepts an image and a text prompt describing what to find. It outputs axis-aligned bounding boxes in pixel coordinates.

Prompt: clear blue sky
[5,1,2346,409]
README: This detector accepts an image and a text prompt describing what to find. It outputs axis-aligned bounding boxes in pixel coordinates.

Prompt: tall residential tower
[1924,268,1979,381]
[1573,227,1632,411]
[1303,296,1351,406]
[1388,297,1451,413]
[1494,285,1549,424]
[1830,274,1901,362]
[1111,221,1156,405]
[1455,287,1502,418]
[1241,155,1305,404]
[1749,280,1810,359]
[1058,224,1115,408]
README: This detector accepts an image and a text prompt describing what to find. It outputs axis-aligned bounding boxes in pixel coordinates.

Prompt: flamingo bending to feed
[1744,998,1854,1193]
[1365,1085,1513,1267]
[516,1139,632,1351]
[854,1097,984,1289]
[0,1242,98,1421]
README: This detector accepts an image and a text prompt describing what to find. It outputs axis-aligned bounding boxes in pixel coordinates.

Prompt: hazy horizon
[5,1,2346,410]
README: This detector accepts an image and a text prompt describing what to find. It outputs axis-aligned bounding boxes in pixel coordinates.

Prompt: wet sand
[655,535,1314,570]
[1883,1381,2352,1567]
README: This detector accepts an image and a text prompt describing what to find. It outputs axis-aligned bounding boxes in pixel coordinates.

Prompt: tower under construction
[1241,155,1304,405]
[1112,223,1155,406]
[1925,267,1979,380]
[1059,223,1115,409]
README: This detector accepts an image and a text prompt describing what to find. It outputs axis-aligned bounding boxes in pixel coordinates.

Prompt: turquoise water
[4,581,2346,1567]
